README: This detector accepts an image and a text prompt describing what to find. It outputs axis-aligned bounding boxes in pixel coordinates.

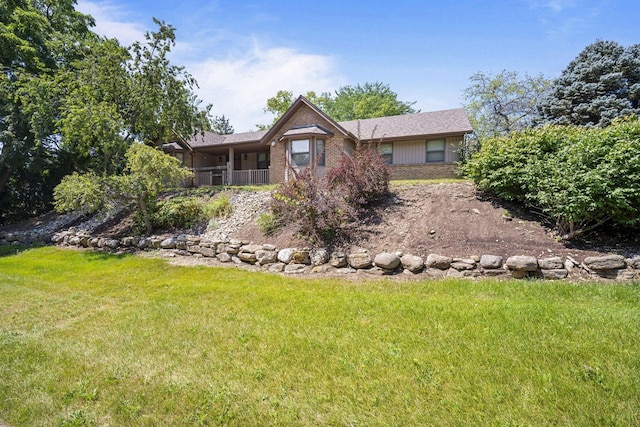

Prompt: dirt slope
[230,182,639,261]
[3,182,638,261]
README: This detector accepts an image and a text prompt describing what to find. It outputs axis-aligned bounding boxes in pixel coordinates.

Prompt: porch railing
[193,166,225,187]
[222,169,269,186]
[193,167,269,187]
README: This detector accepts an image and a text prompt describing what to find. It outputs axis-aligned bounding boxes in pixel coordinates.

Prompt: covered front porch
[192,142,270,187]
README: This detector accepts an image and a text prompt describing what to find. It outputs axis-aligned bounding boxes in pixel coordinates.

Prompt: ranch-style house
[163,96,474,186]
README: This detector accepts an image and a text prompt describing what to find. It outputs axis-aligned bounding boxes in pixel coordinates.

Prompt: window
[174,152,184,164]
[316,139,325,166]
[257,152,269,169]
[426,140,445,162]
[290,139,310,166]
[379,143,393,164]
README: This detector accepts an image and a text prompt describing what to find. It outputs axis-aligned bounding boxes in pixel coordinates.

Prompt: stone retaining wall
[3,230,638,281]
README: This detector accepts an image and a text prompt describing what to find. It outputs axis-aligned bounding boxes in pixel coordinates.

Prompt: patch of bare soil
[232,182,640,261]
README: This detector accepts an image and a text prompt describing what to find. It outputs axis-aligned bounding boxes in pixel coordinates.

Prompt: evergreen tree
[538,40,640,127]
[212,115,234,135]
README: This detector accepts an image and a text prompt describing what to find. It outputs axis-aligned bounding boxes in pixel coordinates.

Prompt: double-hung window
[289,138,326,167]
[290,139,310,167]
[426,140,445,162]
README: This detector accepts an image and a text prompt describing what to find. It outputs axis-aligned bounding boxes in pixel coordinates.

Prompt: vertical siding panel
[393,140,426,164]
[445,137,462,162]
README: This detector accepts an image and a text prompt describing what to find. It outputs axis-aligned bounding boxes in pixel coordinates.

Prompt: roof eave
[260,95,354,144]
[358,129,474,142]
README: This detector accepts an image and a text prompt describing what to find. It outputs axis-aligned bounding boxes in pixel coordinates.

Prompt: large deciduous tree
[0,2,212,225]
[462,70,550,139]
[57,19,212,174]
[259,82,417,129]
[0,0,95,224]
[320,82,417,121]
[257,90,320,130]
[538,40,640,127]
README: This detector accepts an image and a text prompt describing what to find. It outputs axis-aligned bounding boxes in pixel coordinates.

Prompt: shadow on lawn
[0,244,29,258]
[81,249,130,261]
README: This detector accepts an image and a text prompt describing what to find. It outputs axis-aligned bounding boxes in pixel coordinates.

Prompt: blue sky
[77,0,639,132]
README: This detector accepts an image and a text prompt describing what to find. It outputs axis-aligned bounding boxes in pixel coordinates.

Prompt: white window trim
[288,137,327,168]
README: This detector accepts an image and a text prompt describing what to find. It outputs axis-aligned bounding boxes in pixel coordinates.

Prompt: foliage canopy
[463,70,550,139]
[538,40,640,127]
[463,117,640,238]
[0,2,211,225]
[259,82,417,129]
[54,144,193,234]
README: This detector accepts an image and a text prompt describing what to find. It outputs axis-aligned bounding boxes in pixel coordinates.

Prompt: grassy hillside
[1,247,639,425]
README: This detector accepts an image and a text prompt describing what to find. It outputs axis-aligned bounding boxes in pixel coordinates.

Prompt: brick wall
[389,163,459,180]
[269,141,286,184]
[268,103,348,184]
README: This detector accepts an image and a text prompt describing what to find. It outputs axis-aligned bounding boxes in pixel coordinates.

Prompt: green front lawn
[1,247,639,425]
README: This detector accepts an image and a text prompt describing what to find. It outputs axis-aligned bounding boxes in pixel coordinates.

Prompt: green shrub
[257,212,280,235]
[150,197,205,229]
[463,116,640,238]
[205,194,232,218]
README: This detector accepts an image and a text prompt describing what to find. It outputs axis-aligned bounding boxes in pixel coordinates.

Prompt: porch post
[228,147,234,185]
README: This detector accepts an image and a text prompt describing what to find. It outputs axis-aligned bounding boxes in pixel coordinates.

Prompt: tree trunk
[0,165,12,194]
[138,194,153,234]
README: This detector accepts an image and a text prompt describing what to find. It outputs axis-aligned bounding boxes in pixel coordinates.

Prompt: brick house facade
[164,96,473,185]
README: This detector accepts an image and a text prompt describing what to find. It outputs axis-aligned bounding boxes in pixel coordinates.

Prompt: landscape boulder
[348,250,373,269]
[255,249,277,265]
[374,252,401,270]
[104,238,120,249]
[310,248,330,266]
[583,255,626,271]
[426,254,452,270]
[284,263,307,274]
[451,258,476,271]
[505,255,538,272]
[237,251,257,263]
[541,269,569,280]
[277,248,296,264]
[400,254,424,273]
[199,247,216,258]
[268,263,286,273]
[160,237,177,249]
[480,255,503,269]
[216,253,231,263]
[330,251,348,268]
[292,249,311,265]
[538,257,564,270]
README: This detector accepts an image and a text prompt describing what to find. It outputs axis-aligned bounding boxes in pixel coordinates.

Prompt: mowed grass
[0,247,639,426]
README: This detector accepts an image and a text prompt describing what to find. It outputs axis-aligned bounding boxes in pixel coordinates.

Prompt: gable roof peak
[260,95,354,144]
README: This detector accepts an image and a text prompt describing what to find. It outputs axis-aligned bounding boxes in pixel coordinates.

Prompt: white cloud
[76,0,146,46]
[528,0,576,14]
[528,0,600,38]
[187,44,345,132]
[75,1,345,132]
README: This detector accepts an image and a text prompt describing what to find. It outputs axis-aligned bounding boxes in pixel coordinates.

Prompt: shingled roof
[166,105,472,151]
[338,108,472,141]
